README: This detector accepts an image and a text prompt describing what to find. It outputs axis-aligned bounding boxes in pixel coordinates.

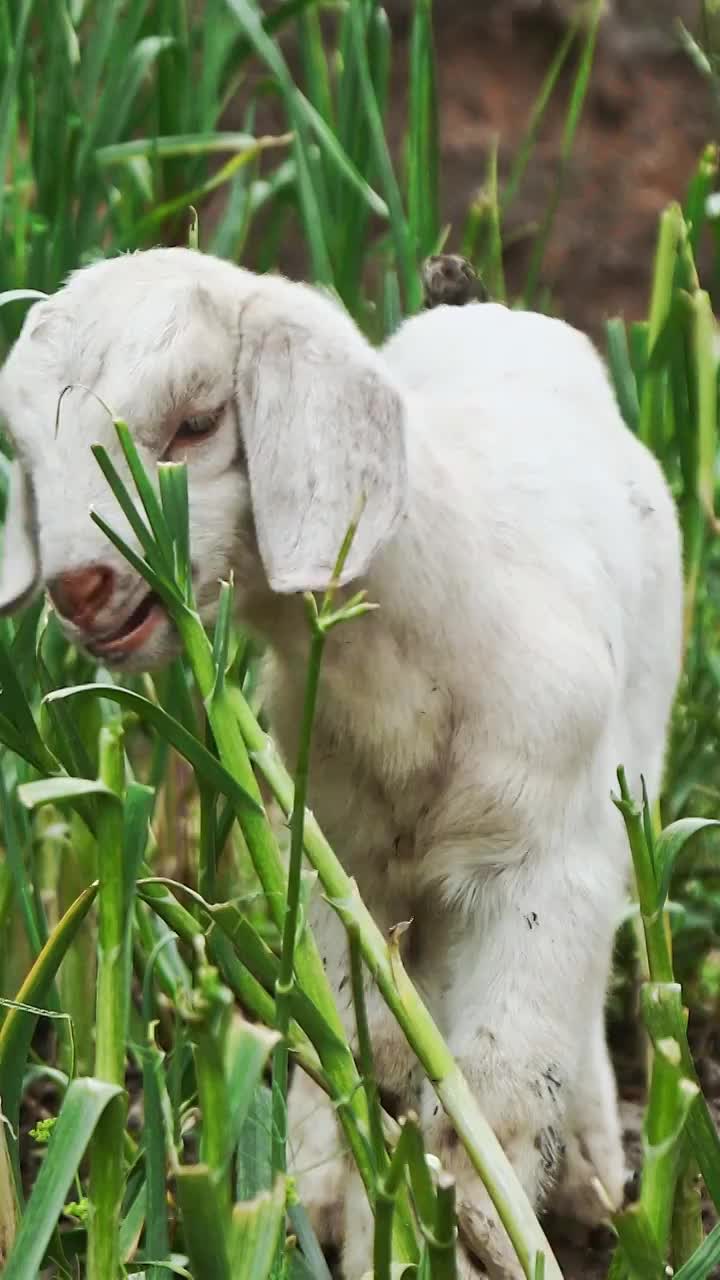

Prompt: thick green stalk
[640,1034,687,1252]
[139,883,326,1088]
[614,768,673,984]
[672,1158,703,1269]
[349,927,387,1178]
[195,1024,231,1179]
[637,984,709,1262]
[186,963,233,1218]
[374,1117,417,1280]
[228,687,562,1280]
[198,780,218,903]
[613,775,704,1260]
[0,1115,18,1269]
[175,619,348,1033]
[87,727,127,1280]
[404,1117,436,1233]
[431,1173,458,1280]
[522,0,602,309]
[272,601,324,1178]
[639,204,683,449]
[691,288,718,530]
[59,813,97,1077]
[174,610,417,1261]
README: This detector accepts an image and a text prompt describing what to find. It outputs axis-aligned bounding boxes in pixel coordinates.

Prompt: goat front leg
[420,823,627,1279]
[551,1009,627,1225]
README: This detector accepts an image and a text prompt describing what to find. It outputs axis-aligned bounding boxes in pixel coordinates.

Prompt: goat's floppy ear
[237,315,408,594]
[0,458,40,615]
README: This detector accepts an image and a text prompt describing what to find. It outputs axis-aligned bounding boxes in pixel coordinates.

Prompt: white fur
[0,249,683,1276]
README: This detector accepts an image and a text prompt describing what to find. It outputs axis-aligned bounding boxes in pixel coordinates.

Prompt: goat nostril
[49,565,115,627]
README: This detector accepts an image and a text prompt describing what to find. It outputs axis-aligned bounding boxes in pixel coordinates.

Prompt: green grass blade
[229,0,322,66]
[288,1201,334,1280]
[78,0,143,112]
[96,131,260,165]
[654,817,720,907]
[18,777,116,809]
[211,579,234,695]
[2,1078,123,1280]
[85,33,176,158]
[113,420,176,569]
[502,19,577,213]
[523,0,602,309]
[0,766,45,961]
[175,1165,232,1280]
[0,634,58,773]
[0,1116,19,1267]
[45,685,263,816]
[236,1083,272,1201]
[228,1176,287,1280]
[90,444,165,572]
[477,139,506,302]
[606,317,640,432]
[0,714,26,757]
[299,91,388,219]
[641,983,720,1212]
[130,134,291,240]
[638,204,683,447]
[122,781,155,916]
[224,0,333,286]
[88,508,176,609]
[382,269,403,340]
[407,0,440,260]
[674,1222,720,1279]
[119,1175,147,1266]
[691,288,718,526]
[226,1019,279,1160]
[296,7,333,125]
[140,1013,172,1276]
[0,0,35,238]
[612,1203,667,1280]
[332,3,388,308]
[158,462,191,599]
[346,2,420,313]
[0,884,97,1162]
[684,142,718,254]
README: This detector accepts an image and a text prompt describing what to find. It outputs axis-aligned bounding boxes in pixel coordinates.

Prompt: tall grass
[1,2,720,1278]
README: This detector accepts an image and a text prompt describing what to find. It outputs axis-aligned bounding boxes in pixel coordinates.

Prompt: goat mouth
[89,592,165,658]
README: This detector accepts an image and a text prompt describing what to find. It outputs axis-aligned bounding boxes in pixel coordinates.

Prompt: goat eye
[170,408,223,451]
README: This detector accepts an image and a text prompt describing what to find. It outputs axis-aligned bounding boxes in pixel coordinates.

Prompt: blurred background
[247,0,718,339]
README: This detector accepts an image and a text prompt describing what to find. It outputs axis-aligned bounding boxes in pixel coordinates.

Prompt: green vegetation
[1,1,720,1277]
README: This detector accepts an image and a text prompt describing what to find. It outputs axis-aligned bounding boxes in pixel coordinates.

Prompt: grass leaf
[2,1078,123,1280]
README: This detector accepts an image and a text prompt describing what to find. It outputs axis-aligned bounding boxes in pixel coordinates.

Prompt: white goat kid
[0,249,683,1278]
